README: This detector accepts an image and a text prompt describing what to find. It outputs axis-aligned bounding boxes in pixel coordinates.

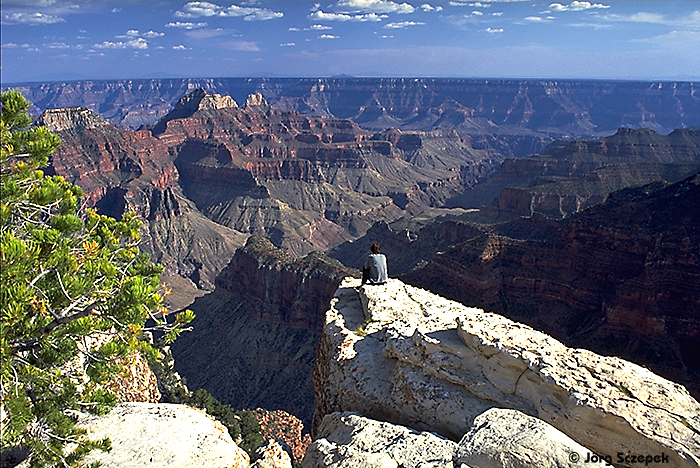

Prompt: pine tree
[1,90,194,467]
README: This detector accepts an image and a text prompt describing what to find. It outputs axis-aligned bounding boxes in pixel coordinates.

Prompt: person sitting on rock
[362,243,388,285]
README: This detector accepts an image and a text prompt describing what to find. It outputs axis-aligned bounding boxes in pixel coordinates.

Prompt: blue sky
[1,0,699,83]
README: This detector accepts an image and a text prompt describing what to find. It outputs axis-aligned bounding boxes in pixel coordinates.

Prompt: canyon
[15,78,700,465]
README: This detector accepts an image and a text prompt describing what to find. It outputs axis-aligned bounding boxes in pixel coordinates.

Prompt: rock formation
[254,408,312,464]
[250,439,292,468]
[305,409,595,468]
[40,104,247,291]
[72,403,251,468]
[304,412,457,468]
[454,408,594,468]
[452,128,700,216]
[310,277,700,467]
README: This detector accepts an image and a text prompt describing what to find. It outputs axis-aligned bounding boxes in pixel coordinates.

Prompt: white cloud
[289,26,301,31]
[224,40,260,51]
[142,30,165,38]
[119,29,164,39]
[94,38,148,49]
[46,42,71,49]
[309,24,333,30]
[384,21,425,29]
[472,10,484,16]
[492,12,503,16]
[598,10,700,29]
[334,0,415,14]
[185,27,233,39]
[308,10,385,22]
[280,42,296,46]
[421,4,443,12]
[319,34,340,39]
[166,21,208,29]
[485,27,503,33]
[549,1,609,12]
[524,16,551,22]
[173,45,188,50]
[2,12,65,25]
[176,2,283,21]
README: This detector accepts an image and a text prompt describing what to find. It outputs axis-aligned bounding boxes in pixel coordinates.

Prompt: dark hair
[371,243,380,254]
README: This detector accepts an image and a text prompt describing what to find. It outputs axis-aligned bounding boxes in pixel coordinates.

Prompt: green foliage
[175,387,264,456]
[1,90,194,467]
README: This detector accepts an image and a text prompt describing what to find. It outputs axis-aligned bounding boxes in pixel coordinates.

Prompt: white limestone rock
[455,408,595,468]
[313,277,700,468]
[302,412,458,468]
[251,439,293,468]
[77,402,250,468]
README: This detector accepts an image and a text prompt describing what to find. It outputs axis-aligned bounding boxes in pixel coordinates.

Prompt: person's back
[363,243,388,285]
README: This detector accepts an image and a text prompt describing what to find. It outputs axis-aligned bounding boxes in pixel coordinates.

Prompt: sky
[1,0,699,84]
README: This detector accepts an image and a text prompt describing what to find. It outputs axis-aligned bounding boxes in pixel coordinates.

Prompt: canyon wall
[171,237,358,427]
[451,127,700,214]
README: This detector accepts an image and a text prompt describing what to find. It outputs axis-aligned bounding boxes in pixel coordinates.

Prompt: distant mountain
[8,78,700,156]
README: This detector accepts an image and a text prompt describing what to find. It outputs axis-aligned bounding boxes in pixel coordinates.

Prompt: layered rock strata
[313,278,700,467]
[40,105,247,290]
[13,78,700,138]
[453,128,700,216]
[171,237,359,427]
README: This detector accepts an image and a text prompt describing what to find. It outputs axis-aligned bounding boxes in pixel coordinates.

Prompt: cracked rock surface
[312,277,700,468]
[303,412,457,468]
[75,403,250,468]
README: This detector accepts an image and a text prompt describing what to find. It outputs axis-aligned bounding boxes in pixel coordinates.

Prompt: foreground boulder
[313,278,700,468]
[455,408,592,468]
[303,412,456,468]
[76,403,250,468]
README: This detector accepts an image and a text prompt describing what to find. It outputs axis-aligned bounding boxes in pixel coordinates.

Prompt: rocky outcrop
[313,277,700,467]
[74,403,250,468]
[250,439,292,468]
[303,412,457,468]
[304,409,595,468]
[254,408,312,464]
[105,353,161,404]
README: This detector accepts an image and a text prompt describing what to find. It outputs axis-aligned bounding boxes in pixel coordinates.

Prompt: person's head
[371,243,380,254]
